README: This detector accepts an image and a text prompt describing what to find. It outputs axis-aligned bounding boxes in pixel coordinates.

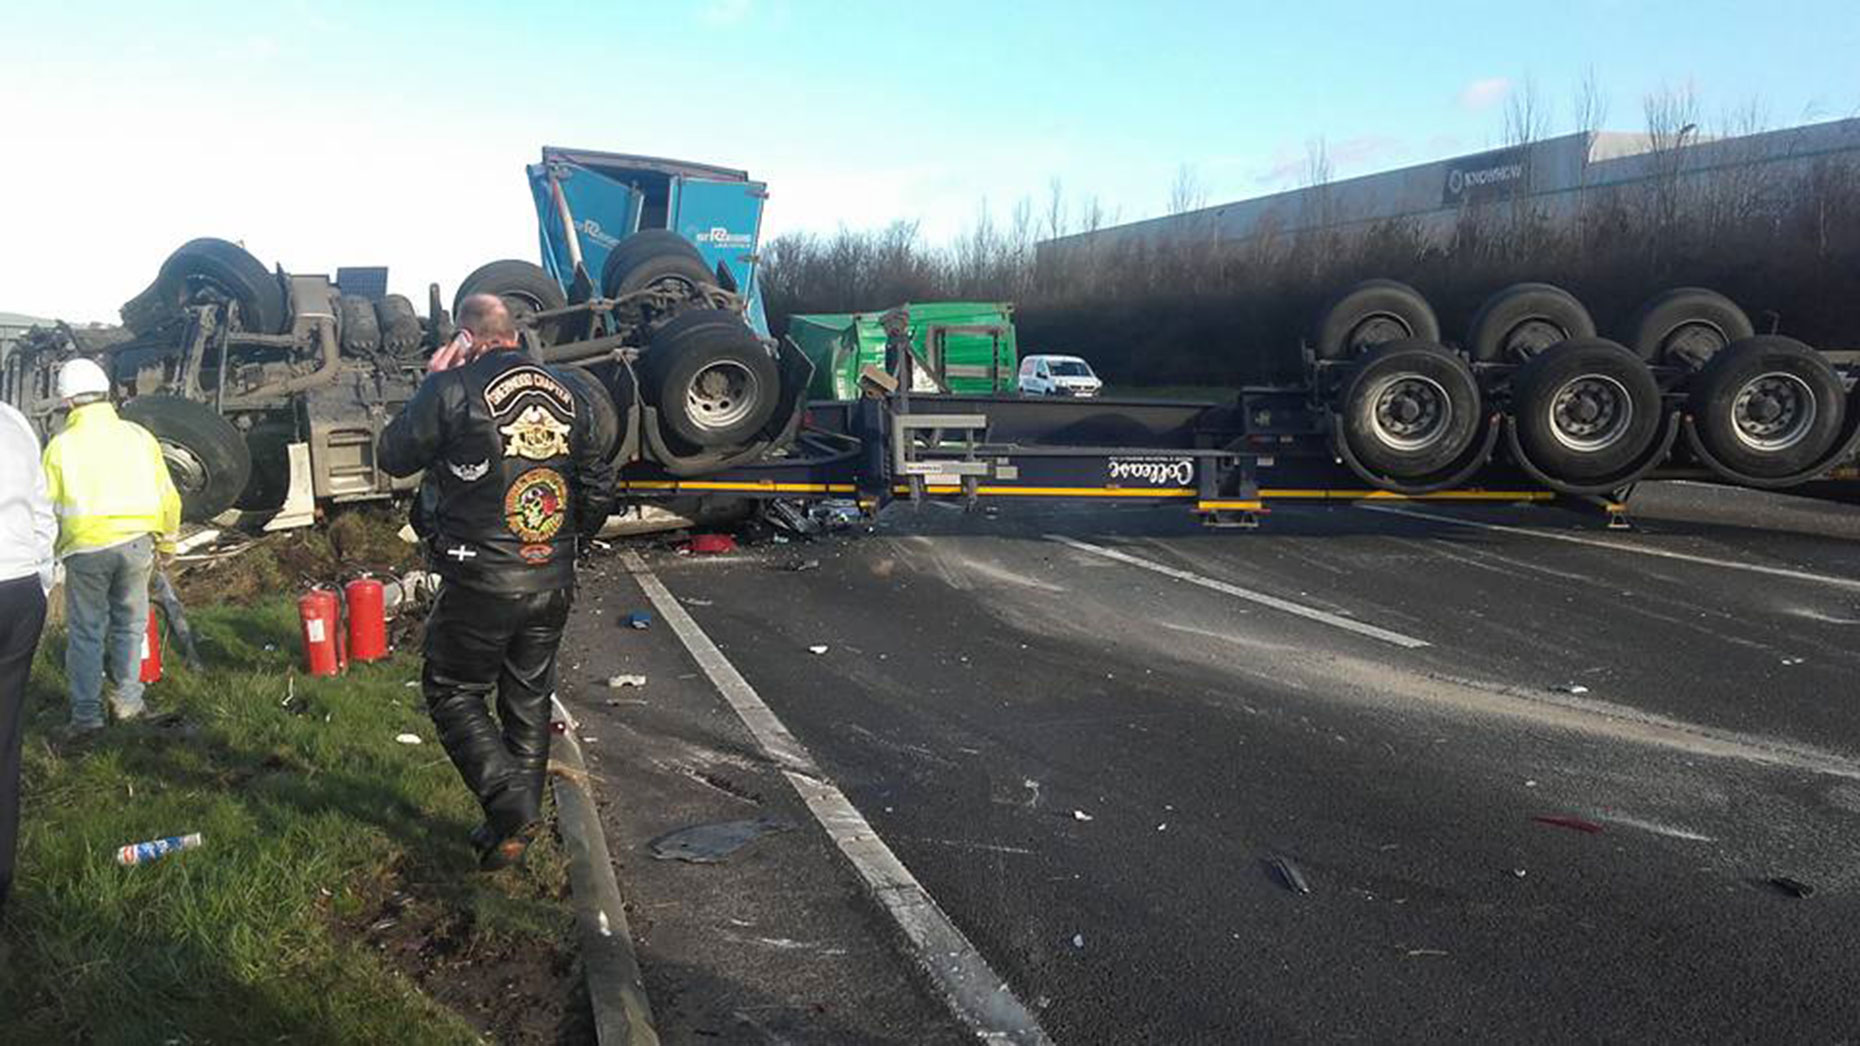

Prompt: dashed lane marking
[1362,504,1860,593]
[621,550,1053,1046]
[1046,535,1430,649]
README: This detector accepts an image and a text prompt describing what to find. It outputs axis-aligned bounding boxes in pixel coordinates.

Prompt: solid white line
[1046,535,1430,649]
[621,551,1053,1046]
[1361,504,1860,592]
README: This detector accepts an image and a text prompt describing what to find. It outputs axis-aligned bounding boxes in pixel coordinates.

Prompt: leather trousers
[421,582,573,837]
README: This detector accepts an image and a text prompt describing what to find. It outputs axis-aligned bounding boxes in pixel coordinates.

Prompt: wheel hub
[685,360,760,432]
[1731,372,1815,451]
[156,439,211,495]
[1369,374,1451,451]
[1547,374,1632,452]
[1506,319,1568,362]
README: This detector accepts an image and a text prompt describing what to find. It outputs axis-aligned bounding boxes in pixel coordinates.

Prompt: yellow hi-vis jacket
[42,402,182,558]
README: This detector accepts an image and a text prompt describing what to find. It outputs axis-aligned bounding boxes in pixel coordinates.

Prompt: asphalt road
[561,482,1860,1044]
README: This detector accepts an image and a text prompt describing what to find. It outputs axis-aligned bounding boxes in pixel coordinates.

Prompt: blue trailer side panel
[526,163,645,288]
[670,177,769,332]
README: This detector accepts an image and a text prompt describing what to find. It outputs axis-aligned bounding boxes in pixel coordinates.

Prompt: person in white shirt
[0,399,55,915]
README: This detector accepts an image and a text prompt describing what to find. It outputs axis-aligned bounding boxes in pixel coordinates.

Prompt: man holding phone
[379,294,615,869]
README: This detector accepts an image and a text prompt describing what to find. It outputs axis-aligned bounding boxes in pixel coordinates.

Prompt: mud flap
[264,441,317,532]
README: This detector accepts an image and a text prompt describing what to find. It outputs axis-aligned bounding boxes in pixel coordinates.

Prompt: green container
[788,302,1018,400]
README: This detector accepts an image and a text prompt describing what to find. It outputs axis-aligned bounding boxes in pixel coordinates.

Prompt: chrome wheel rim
[1731,371,1816,451]
[156,439,210,495]
[1547,374,1633,452]
[686,360,759,432]
[1370,374,1452,451]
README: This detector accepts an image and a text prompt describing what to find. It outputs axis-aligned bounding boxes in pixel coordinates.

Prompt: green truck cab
[788,301,1018,400]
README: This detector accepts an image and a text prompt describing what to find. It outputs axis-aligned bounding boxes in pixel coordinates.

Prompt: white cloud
[698,0,753,27]
[1458,76,1512,111]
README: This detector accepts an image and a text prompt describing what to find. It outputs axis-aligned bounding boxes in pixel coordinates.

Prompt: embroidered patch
[518,543,555,564]
[447,458,490,481]
[498,404,572,460]
[484,366,575,417]
[504,468,568,544]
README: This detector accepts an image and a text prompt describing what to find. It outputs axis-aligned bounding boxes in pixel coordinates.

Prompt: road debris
[781,558,821,573]
[117,832,204,866]
[648,818,792,863]
[606,674,648,689]
[808,645,829,655]
[1072,810,1095,822]
[1553,684,1591,695]
[1405,948,1449,958]
[624,611,653,630]
[1531,814,1604,834]
[1264,855,1311,894]
[1767,876,1816,898]
[1071,934,1085,949]
[685,534,737,555]
[394,733,422,745]
[1780,657,1806,666]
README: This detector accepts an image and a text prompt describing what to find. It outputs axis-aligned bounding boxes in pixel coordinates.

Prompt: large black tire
[337,294,380,356]
[554,364,621,460]
[1467,283,1596,363]
[641,309,780,449]
[374,294,424,357]
[122,238,288,336]
[600,230,715,299]
[1315,279,1441,360]
[1628,287,1755,368]
[1688,336,1845,479]
[120,395,253,522]
[1511,338,1662,483]
[1337,339,1482,479]
[455,260,567,323]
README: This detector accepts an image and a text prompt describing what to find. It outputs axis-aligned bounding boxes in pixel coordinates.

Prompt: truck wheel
[337,294,381,356]
[642,309,780,449]
[120,395,253,522]
[123,238,288,336]
[374,294,424,357]
[1467,283,1596,363]
[1628,287,1755,368]
[600,230,716,300]
[455,260,567,323]
[554,364,621,460]
[1511,338,1661,482]
[1338,339,1481,478]
[1315,279,1440,360]
[1689,336,1844,478]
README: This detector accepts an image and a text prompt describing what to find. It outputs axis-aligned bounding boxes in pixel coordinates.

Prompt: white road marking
[1362,504,1860,593]
[621,550,1052,1046]
[1047,535,1430,649]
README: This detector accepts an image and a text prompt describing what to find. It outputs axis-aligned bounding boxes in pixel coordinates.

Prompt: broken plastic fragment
[625,611,653,630]
[394,733,422,745]
[808,645,829,655]
[1264,855,1310,894]
[1768,876,1815,898]
[1071,934,1084,948]
[1072,810,1094,822]
[1553,684,1590,695]
[606,674,647,689]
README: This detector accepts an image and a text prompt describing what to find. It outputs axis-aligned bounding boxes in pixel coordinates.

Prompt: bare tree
[1167,163,1208,215]
[1571,65,1608,137]
[1504,72,1551,148]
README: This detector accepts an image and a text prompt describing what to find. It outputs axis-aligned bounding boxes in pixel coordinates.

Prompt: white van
[1018,354,1103,397]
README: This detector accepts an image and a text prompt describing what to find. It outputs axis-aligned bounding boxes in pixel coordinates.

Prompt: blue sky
[3,0,1856,320]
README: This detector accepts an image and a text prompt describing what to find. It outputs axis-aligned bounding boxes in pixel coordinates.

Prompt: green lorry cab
[789,301,1018,399]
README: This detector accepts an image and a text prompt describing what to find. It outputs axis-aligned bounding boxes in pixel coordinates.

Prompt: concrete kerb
[550,694,661,1046]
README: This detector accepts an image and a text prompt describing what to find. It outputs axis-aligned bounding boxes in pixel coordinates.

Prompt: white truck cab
[1018,354,1103,397]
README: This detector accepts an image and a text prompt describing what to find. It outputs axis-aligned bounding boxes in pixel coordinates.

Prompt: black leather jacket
[379,349,616,594]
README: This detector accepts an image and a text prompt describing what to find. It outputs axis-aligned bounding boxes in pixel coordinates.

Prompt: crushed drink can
[116,832,204,866]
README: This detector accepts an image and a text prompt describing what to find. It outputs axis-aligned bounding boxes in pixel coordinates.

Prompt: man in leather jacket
[379,294,616,869]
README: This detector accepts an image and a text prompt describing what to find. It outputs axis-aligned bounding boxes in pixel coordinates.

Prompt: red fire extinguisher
[138,608,162,684]
[345,576,387,663]
[299,588,343,676]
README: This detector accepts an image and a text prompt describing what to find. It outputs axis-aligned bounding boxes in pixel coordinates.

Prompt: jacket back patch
[484,366,576,460]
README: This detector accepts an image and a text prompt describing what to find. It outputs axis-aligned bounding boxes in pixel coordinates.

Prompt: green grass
[0,598,573,1045]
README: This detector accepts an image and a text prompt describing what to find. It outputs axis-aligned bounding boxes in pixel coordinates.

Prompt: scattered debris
[394,733,422,745]
[606,674,647,689]
[1768,876,1816,898]
[1513,868,1528,878]
[591,539,613,551]
[1264,855,1310,894]
[685,598,713,606]
[808,645,829,655]
[1780,656,1806,666]
[1553,684,1591,695]
[1070,934,1085,949]
[685,533,738,555]
[624,611,653,630]
[781,558,821,573]
[403,680,419,688]
[1404,948,1449,958]
[116,832,204,866]
[1072,810,1095,822]
[1531,814,1604,834]
[649,818,792,863]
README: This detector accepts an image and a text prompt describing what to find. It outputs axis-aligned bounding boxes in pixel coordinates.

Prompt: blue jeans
[62,535,153,727]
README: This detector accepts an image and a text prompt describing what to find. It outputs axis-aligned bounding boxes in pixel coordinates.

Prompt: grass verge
[0,596,586,1045]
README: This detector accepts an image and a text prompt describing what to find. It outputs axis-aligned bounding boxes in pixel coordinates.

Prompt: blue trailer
[525,148,771,335]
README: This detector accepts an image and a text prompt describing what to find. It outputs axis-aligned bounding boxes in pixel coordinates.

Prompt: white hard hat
[57,358,110,400]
